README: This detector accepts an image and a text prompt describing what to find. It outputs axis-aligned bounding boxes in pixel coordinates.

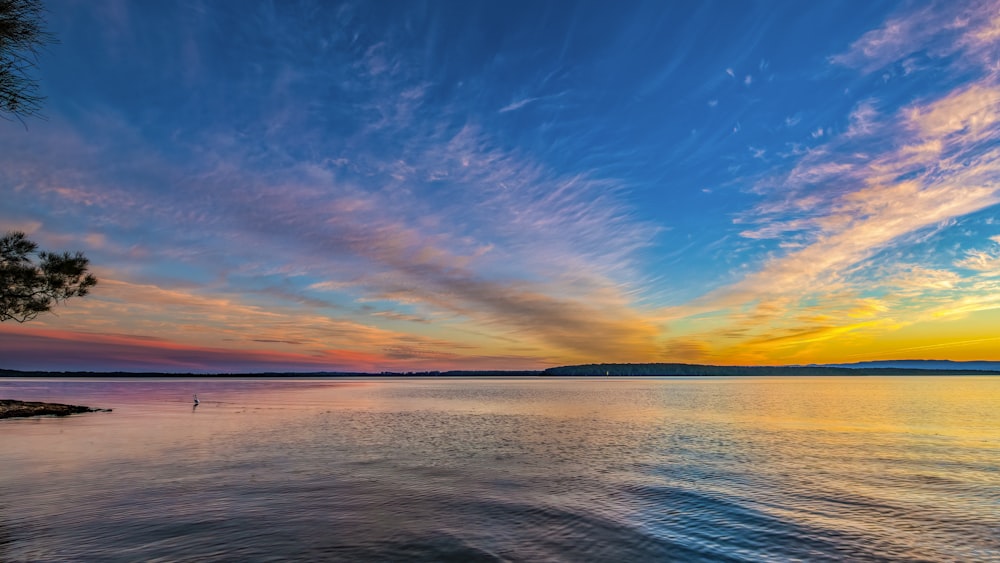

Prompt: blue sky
[2,0,1000,372]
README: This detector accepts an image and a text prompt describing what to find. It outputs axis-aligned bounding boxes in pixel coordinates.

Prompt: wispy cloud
[498,90,569,113]
[499,96,541,113]
[846,100,879,137]
[6,1,1000,371]
[666,2,1000,362]
[830,0,1000,73]
[0,327,390,372]
[0,14,665,370]
[955,236,1000,274]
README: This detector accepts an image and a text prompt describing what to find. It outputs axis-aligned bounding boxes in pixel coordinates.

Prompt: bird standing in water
[193,394,200,405]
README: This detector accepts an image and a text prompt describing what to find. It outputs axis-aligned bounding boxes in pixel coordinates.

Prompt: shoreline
[0,399,111,419]
[5,366,1000,378]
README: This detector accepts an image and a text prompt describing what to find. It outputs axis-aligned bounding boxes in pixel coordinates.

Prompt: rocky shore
[0,399,111,419]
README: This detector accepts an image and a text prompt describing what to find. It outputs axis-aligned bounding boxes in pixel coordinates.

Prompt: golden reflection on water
[4,376,998,478]
[719,376,1000,441]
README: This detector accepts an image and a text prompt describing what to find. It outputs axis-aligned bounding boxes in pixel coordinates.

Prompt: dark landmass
[0,399,111,419]
[544,363,1000,376]
[820,359,1000,371]
[3,361,1000,378]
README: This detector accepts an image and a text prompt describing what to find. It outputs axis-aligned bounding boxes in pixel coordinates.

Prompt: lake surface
[1,376,998,562]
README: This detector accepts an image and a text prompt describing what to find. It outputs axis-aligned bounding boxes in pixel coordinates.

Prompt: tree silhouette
[1,231,96,322]
[1,0,54,122]
[2,6,93,322]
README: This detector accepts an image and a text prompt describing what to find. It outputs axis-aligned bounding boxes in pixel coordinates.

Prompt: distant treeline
[3,365,1000,378]
[375,371,542,377]
[542,363,1000,376]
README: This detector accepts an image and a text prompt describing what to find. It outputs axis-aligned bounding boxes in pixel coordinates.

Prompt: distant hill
[819,360,1000,371]
[543,362,1000,376]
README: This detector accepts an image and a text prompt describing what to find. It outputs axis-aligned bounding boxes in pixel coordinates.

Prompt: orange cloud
[663,16,1000,364]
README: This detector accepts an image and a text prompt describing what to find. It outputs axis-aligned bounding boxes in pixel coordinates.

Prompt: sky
[2,0,1000,372]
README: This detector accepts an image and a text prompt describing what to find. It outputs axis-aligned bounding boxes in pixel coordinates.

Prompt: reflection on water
[1,377,998,561]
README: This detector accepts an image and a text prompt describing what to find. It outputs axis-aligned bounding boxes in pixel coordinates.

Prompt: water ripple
[2,376,998,562]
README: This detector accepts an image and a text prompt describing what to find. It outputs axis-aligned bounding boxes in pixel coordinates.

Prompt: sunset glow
[3,1,1000,372]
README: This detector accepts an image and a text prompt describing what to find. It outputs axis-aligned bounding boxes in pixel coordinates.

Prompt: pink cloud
[0,327,385,373]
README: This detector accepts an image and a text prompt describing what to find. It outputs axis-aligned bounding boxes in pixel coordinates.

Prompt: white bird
[193,394,200,405]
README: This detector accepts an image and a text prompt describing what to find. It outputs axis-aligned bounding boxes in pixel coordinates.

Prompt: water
[1,376,998,562]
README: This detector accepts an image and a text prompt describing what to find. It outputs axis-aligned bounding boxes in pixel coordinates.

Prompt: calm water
[1,376,998,562]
